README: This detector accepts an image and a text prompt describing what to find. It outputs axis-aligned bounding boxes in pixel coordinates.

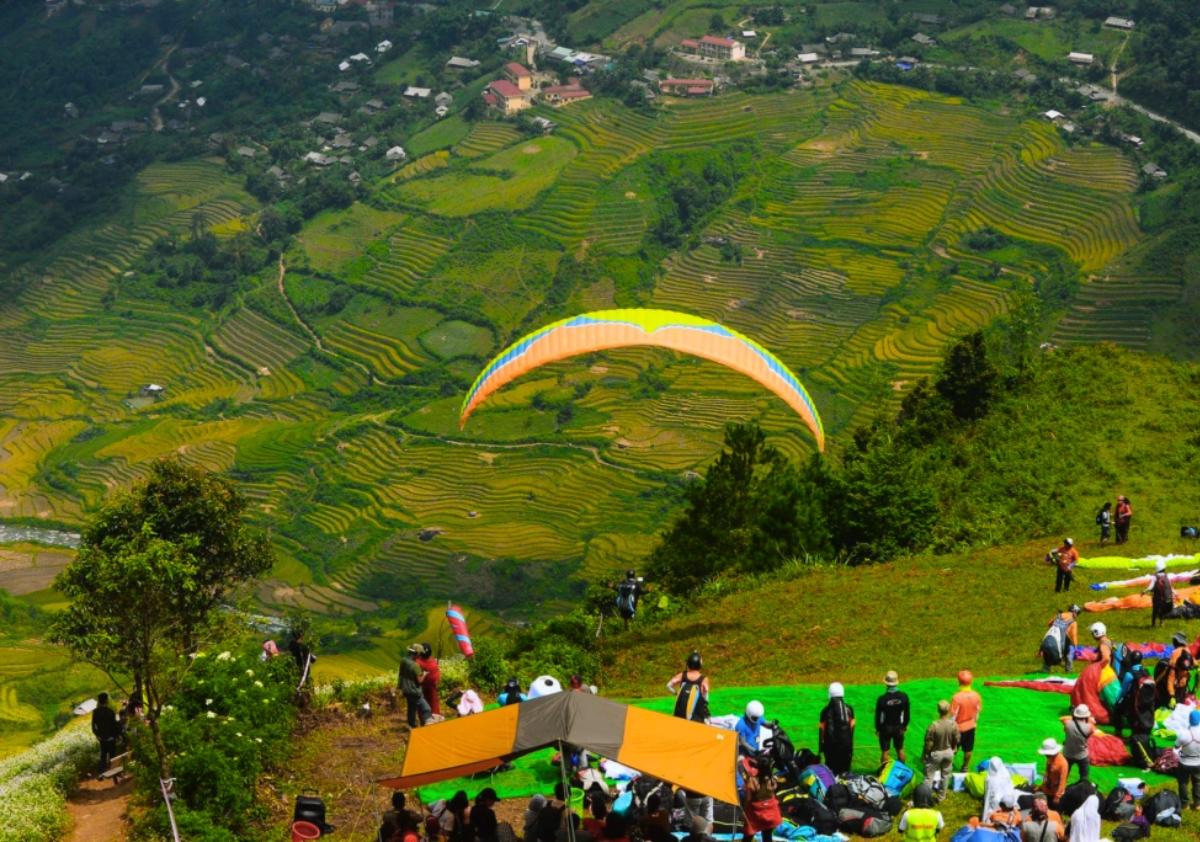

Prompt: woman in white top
[1176,709,1200,808]
[1067,795,1100,842]
[981,757,1018,820]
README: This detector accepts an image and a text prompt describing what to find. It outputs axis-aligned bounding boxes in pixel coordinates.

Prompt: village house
[404,86,432,99]
[912,12,945,26]
[1118,132,1144,147]
[1142,162,1167,179]
[797,52,821,64]
[304,151,335,166]
[376,40,393,54]
[434,92,454,108]
[1103,16,1135,30]
[850,47,880,58]
[912,33,937,48]
[363,98,385,113]
[1014,68,1038,84]
[485,79,532,115]
[658,78,715,97]
[502,62,533,91]
[1067,51,1094,65]
[540,80,591,107]
[386,145,407,162]
[314,112,342,126]
[1042,109,1065,121]
[446,56,481,69]
[680,35,746,62]
[236,146,257,158]
[140,384,165,398]
[1025,6,1056,19]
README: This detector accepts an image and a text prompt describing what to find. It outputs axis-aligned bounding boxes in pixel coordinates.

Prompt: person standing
[471,788,500,842]
[399,644,431,728]
[1061,704,1094,782]
[667,652,710,722]
[416,642,441,718]
[1147,560,1175,628]
[739,755,781,842]
[922,700,959,799]
[613,570,646,630]
[1036,737,1069,809]
[1163,632,1195,706]
[819,682,855,775]
[1096,502,1112,547]
[1048,539,1078,593]
[91,692,120,776]
[951,670,982,772]
[1114,496,1133,544]
[1174,709,1200,810]
[875,670,910,767]
[898,783,943,842]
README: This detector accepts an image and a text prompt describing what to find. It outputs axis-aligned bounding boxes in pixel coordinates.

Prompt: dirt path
[1110,32,1130,94]
[149,44,179,132]
[67,777,132,842]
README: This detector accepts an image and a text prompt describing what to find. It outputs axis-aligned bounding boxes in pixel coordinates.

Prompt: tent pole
[558,739,576,842]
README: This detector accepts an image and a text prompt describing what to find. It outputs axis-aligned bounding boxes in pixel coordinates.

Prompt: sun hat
[958,670,973,685]
[884,670,899,687]
[1073,704,1091,718]
[1038,737,1063,755]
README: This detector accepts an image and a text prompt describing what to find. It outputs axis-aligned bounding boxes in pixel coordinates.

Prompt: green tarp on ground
[414,677,1174,803]
[1077,553,1200,570]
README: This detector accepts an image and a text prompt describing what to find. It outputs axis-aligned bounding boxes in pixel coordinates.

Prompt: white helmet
[1090,622,1106,639]
[828,682,845,699]
[1064,538,1074,547]
[745,700,764,720]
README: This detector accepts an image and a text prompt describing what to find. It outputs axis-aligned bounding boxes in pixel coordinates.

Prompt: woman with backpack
[819,682,855,775]
[1096,503,1112,546]
[1146,560,1174,628]
[667,652,710,723]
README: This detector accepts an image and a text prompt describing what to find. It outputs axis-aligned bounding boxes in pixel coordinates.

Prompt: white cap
[745,700,764,719]
[1064,538,1074,547]
[828,682,844,699]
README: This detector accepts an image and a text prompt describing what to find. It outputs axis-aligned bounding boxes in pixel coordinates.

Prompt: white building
[385,146,407,162]
[1067,51,1094,64]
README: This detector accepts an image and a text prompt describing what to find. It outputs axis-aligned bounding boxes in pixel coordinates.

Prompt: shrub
[467,638,511,693]
[0,726,94,842]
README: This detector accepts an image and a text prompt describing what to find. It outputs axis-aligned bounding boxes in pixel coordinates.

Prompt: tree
[934,331,998,421]
[51,459,273,779]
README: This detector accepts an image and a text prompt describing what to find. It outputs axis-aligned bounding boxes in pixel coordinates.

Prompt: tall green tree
[935,331,998,421]
[649,422,828,594]
[51,459,273,779]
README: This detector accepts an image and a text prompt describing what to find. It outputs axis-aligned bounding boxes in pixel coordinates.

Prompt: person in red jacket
[416,643,441,717]
[1114,496,1133,544]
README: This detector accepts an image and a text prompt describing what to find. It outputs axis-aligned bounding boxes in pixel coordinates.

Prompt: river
[0,524,81,548]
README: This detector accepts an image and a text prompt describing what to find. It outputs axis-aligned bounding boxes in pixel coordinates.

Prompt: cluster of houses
[482,62,592,115]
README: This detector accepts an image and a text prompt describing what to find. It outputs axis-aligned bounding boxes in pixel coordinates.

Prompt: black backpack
[616,581,638,618]
[837,806,891,838]
[824,782,851,812]
[1110,823,1148,842]
[784,795,839,834]
[1143,789,1183,826]
[1102,785,1136,821]
[1058,780,1098,816]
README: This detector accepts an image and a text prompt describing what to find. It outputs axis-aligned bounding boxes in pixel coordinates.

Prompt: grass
[407,115,472,158]
[296,203,407,274]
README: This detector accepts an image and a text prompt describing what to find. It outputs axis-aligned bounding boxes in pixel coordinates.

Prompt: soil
[67,776,132,842]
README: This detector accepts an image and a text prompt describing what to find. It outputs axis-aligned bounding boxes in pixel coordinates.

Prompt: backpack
[1041,626,1066,665]
[824,782,851,812]
[1144,789,1183,826]
[843,775,888,811]
[783,795,838,834]
[798,764,836,801]
[1096,510,1105,525]
[1102,785,1136,821]
[1153,573,1173,606]
[1057,780,1097,817]
[1110,823,1148,842]
[878,760,915,797]
[616,581,638,619]
[836,806,890,837]
[1152,748,1180,774]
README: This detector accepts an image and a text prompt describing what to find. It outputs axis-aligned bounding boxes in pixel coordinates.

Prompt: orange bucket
[291,820,321,841]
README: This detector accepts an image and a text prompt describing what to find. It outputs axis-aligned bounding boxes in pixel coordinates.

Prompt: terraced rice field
[0,82,1156,668]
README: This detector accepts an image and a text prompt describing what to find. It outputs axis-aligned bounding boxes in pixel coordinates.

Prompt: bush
[439,655,470,693]
[0,726,94,842]
[467,638,510,693]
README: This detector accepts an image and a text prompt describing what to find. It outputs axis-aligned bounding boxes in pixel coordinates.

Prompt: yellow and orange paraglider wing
[459,309,825,451]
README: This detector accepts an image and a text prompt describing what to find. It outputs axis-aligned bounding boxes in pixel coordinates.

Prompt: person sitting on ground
[989,792,1024,829]
[536,784,569,842]
[558,813,593,842]
[601,813,630,842]
[1068,795,1101,842]
[640,793,673,842]
[1147,560,1174,628]
[819,682,855,776]
[522,795,547,842]
[1041,606,1080,674]
[443,791,472,842]
[1175,709,1200,810]
[899,782,943,842]
[668,652,711,723]
[1061,704,1094,782]
[922,700,960,799]
[387,809,423,842]
[471,788,500,842]
[981,757,1019,821]
[739,755,781,842]
[1037,737,1069,809]
[875,669,910,767]
[380,792,408,842]
[498,678,528,706]
[1021,793,1065,842]
[90,692,120,776]
[951,670,982,772]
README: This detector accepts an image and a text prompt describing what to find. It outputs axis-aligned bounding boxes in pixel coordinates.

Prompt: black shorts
[877,726,906,752]
[959,728,976,753]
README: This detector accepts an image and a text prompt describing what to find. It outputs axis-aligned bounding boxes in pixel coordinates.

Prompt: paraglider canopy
[460,309,825,451]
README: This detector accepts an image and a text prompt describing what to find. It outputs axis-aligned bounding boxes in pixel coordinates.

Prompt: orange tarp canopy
[379,692,739,804]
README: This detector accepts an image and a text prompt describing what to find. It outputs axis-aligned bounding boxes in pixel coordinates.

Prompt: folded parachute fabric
[1076,553,1200,571]
[1088,731,1132,766]
[984,678,1074,694]
[1085,585,1200,613]
[1089,570,1200,591]
[1070,662,1117,724]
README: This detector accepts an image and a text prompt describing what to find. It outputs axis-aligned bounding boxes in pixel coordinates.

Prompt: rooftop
[700,35,737,48]
[504,61,531,78]
[488,79,525,98]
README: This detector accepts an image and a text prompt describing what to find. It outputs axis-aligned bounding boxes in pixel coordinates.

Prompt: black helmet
[1173,631,1189,647]
[505,677,520,692]
[686,652,702,670]
[1068,604,1081,615]
[626,569,637,579]
[1127,650,1143,666]
[421,642,433,658]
